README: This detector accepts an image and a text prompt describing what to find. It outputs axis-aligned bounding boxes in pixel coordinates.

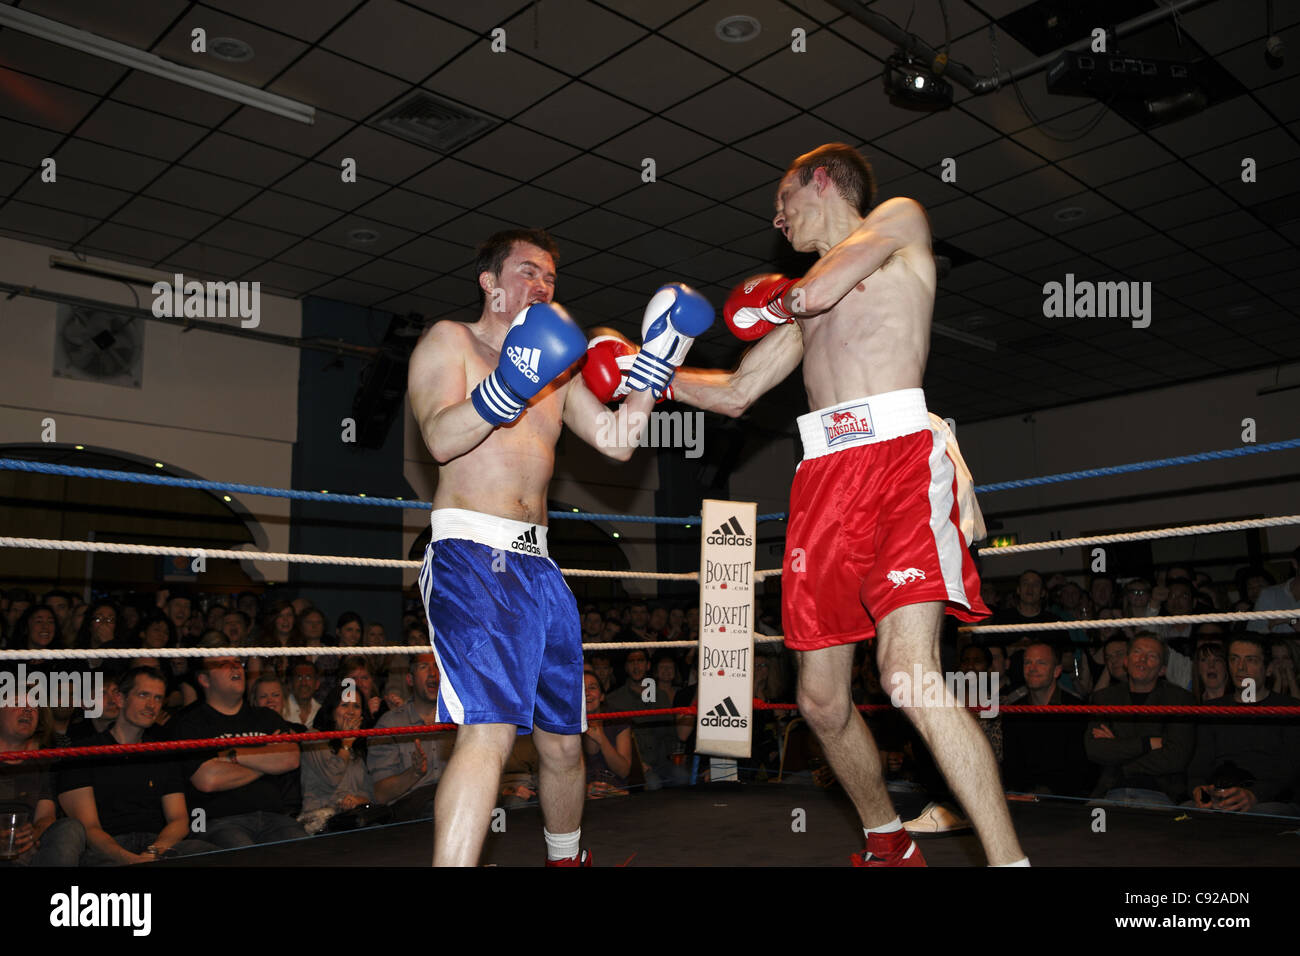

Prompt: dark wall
[289,297,409,640]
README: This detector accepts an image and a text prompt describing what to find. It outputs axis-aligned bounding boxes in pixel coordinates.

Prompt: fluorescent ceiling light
[49,253,173,286]
[932,322,997,352]
[0,7,315,125]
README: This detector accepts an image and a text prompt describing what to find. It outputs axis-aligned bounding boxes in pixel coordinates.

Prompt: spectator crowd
[1,544,1298,865]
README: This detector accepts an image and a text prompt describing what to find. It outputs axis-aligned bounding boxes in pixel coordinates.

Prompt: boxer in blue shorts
[406,228,712,866]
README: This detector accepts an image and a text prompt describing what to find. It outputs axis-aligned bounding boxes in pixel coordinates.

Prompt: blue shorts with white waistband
[418,538,585,735]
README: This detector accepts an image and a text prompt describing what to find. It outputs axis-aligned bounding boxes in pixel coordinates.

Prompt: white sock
[544,827,581,861]
[992,857,1030,867]
[865,818,903,837]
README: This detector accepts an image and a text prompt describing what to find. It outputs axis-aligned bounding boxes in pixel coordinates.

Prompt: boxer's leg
[533,727,584,836]
[875,601,1024,865]
[432,722,517,866]
[795,642,895,827]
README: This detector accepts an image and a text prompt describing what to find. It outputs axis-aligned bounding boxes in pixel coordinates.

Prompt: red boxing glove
[723,274,799,341]
[582,336,633,403]
[581,333,672,404]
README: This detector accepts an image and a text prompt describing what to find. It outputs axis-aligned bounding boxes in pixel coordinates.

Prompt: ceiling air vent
[372,92,497,153]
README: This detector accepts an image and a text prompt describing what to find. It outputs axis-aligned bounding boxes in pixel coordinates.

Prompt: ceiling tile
[198,0,358,41]
[321,0,475,83]
[454,124,579,181]
[585,36,727,112]
[277,239,373,276]
[948,136,1046,193]
[144,166,261,216]
[324,126,441,185]
[21,0,189,48]
[113,196,221,238]
[662,0,825,73]
[741,27,882,107]
[79,101,208,161]
[15,178,131,219]
[352,189,461,233]
[534,153,638,206]
[666,78,798,145]
[271,49,410,122]
[423,47,568,119]
[551,209,648,248]
[405,159,515,207]
[220,106,355,159]
[609,230,711,269]
[595,117,718,175]
[500,0,647,75]
[110,71,240,129]
[182,131,303,185]
[521,83,651,150]
[735,114,862,169]
[310,277,399,307]
[604,183,713,227]
[313,216,417,257]
[246,261,334,296]
[386,234,475,270]
[671,148,780,199]
[81,222,187,263]
[53,139,169,192]
[277,160,389,210]
[234,191,341,236]
[0,200,95,244]
[478,185,589,229]
[201,219,300,259]
[0,31,124,94]
[344,257,433,292]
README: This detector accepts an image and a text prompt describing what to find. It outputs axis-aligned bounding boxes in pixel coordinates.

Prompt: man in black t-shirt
[166,655,307,849]
[58,666,216,864]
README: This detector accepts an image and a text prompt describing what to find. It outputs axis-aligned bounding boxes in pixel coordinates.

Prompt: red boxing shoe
[545,850,593,867]
[851,830,927,867]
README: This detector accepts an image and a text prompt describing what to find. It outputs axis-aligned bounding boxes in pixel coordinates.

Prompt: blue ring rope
[2,437,1295,524]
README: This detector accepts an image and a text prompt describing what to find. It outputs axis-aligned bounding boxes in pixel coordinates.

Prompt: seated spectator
[41,589,76,644]
[1090,573,1117,612]
[586,652,616,693]
[1120,578,1161,636]
[70,671,120,742]
[205,603,228,630]
[284,662,321,728]
[363,622,387,648]
[580,609,604,645]
[1249,546,1300,636]
[1186,635,1300,816]
[221,610,251,648]
[75,602,125,667]
[600,620,622,643]
[1091,634,1129,694]
[992,571,1061,629]
[582,670,632,798]
[338,656,385,721]
[165,655,306,848]
[297,607,328,651]
[298,684,379,834]
[1085,633,1196,805]
[1001,642,1092,796]
[499,733,540,809]
[745,650,791,782]
[367,653,454,821]
[603,648,685,789]
[1268,639,1300,699]
[1194,643,1229,703]
[3,587,34,640]
[57,666,215,864]
[617,602,652,643]
[1236,566,1275,608]
[647,606,669,641]
[651,652,681,703]
[160,590,192,639]
[0,672,85,865]
[251,674,289,721]
[12,604,60,656]
[666,607,685,641]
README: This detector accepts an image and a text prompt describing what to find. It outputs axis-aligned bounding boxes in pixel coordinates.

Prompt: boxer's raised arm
[563,376,656,461]
[672,321,803,418]
[790,197,930,317]
[407,321,494,464]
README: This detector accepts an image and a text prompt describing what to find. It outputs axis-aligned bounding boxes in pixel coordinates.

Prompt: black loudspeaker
[351,313,425,449]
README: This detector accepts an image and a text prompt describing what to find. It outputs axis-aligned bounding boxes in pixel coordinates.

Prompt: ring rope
[978,514,1300,555]
[0,635,787,661]
[963,608,1298,634]
[5,436,1297,521]
[6,701,1297,764]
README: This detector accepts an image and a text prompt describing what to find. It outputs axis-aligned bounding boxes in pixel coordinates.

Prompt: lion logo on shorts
[886,568,926,588]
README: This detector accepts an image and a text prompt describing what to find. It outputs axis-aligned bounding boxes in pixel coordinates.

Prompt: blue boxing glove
[626,283,714,396]
[471,303,587,426]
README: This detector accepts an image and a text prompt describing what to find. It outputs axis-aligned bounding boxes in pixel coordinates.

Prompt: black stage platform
[164,784,1300,867]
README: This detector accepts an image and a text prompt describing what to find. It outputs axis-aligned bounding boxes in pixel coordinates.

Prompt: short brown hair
[785,143,876,215]
[473,229,560,305]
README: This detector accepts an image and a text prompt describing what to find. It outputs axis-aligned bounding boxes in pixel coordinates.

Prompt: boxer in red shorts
[674,143,1028,867]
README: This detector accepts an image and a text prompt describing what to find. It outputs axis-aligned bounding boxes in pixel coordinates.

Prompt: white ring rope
[0,537,741,581]
[964,608,1298,634]
[977,514,1300,556]
[0,636,787,661]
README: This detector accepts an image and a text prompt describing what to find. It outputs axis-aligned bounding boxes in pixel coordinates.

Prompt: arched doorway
[0,444,266,599]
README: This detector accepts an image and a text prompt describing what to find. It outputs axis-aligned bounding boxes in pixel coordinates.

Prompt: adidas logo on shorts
[506,345,542,383]
[706,516,752,547]
[511,526,542,555]
[700,696,748,728]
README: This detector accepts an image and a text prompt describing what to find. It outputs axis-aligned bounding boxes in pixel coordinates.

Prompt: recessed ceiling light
[209,37,254,62]
[1053,206,1087,223]
[716,15,761,43]
[347,228,380,245]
